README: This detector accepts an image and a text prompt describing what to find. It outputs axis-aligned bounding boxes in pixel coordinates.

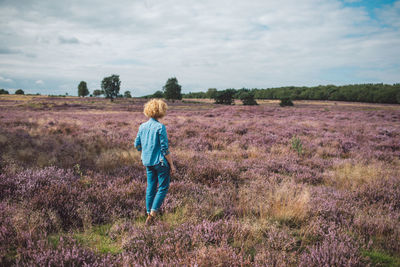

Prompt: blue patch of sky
[319,66,378,85]
[340,0,399,37]
[319,64,400,85]
[340,0,397,19]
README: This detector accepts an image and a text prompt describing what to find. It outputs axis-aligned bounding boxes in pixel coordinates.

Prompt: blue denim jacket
[134,118,170,166]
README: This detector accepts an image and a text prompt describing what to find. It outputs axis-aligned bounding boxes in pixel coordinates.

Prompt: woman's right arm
[134,128,142,151]
[159,125,176,174]
[164,153,176,174]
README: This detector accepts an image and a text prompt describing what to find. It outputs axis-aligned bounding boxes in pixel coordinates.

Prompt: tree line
[182,84,400,104]
[0,75,183,102]
[3,80,399,104]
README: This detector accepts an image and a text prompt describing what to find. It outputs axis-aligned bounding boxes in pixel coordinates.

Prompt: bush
[152,90,164,98]
[291,135,303,155]
[15,89,24,95]
[279,97,293,106]
[93,89,103,97]
[214,89,236,105]
[239,92,258,105]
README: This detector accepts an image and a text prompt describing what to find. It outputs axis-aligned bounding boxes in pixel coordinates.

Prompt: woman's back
[135,117,169,167]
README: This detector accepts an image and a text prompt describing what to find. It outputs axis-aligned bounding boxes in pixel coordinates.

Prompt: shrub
[0,89,9,94]
[279,97,293,106]
[93,89,103,97]
[240,92,258,105]
[152,90,164,98]
[291,135,303,155]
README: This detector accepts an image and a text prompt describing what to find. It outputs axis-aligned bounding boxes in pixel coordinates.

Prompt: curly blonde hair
[143,99,168,119]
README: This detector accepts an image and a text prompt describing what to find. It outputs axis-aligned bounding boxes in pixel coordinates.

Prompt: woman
[134,99,176,226]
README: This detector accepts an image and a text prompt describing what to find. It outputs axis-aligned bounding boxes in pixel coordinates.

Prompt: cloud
[375,1,400,28]
[35,80,44,85]
[0,76,13,82]
[0,0,399,96]
[58,36,80,44]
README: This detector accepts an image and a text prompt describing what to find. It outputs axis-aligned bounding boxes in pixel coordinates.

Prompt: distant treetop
[78,81,89,97]
[163,77,182,100]
[101,75,121,101]
[15,89,24,95]
[0,89,9,95]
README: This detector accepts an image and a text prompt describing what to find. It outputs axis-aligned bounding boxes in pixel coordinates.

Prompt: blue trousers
[145,160,170,214]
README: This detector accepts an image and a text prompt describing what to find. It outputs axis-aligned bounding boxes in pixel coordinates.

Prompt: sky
[0,0,399,96]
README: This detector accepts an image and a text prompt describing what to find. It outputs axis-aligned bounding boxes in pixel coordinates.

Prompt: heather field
[1,95,400,266]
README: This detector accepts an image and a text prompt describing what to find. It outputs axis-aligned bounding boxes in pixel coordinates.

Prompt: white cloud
[35,80,44,85]
[0,0,399,96]
[0,76,13,82]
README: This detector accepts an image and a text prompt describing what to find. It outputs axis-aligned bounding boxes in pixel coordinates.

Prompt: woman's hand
[170,164,176,175]
[164,154,176,175]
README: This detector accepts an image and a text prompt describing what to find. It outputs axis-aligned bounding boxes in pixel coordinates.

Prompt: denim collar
[150,117,159,122]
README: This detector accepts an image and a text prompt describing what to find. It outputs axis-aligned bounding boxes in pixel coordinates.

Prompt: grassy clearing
[74,224,123,254]
[324,161,391,190]
[48,224,123,255]
[238,179,310,226]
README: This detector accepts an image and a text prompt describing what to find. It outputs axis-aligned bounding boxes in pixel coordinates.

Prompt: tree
[78,81,89,97]
[213,89,236,105]
[15,89,24,95]
[163,77,182,100]
[124,91,132,98]
[101,75,121,101]
[93,89,103,97]
[0,89,9,95]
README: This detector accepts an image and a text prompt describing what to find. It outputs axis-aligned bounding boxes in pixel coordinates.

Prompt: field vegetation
[0,95,399,266]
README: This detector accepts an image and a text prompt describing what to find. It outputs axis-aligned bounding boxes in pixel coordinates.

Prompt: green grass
[48,233,62,248]
[290,135,303,156]
[48,224,123,255]
[73,224,123,254]
[161,205,189,226]
[362,249,400,267]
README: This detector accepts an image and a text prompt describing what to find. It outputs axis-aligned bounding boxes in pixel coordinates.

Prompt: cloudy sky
[0,0,399,96]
